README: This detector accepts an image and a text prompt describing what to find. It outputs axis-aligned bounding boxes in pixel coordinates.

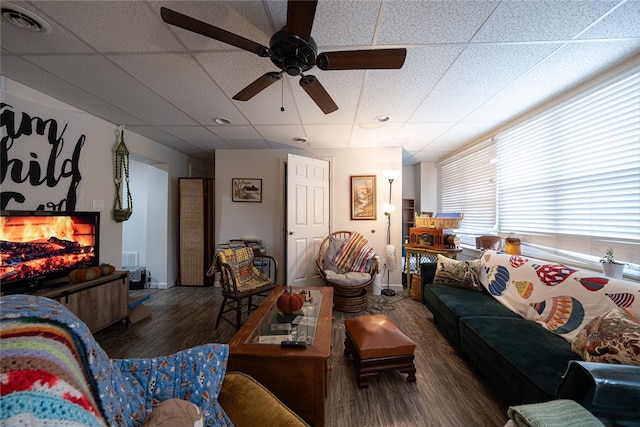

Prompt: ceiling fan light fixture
[1,4,53,34]
[213,117,232,125]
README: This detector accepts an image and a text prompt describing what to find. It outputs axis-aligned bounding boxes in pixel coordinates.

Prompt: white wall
[215,147,404,285]
[2,77,211,287]
[122,160,169,287]
[416,162,437,214]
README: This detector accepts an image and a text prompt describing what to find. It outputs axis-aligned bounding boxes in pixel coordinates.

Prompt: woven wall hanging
[113,125,132,222]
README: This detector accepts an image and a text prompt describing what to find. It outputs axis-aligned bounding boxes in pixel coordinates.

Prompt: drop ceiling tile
[311,0,381,47]
[207,125,268,148]
[429,121,502,152]
[31,1,183,53]
[356,46,465,123]
[158,126,231,151]
[0,2,93,54]
[149,1,273,51]
[467,40,640,123]
[127,125,204,154]
[255,124,305,147]
[349,122,402,147]
[303,124,353,148]
[472,1,618,42]
[580,0,640,39]
[1,55,146,126]
[411,43,561,122]
[23,54,196,126]
[394,123,456,152]
[208,125,261,140]
[108,53,249,126]
[405,149,450,164]
[377,1,500,45]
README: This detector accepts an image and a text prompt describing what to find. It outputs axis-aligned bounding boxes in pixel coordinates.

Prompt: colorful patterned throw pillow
[331,232,375,273]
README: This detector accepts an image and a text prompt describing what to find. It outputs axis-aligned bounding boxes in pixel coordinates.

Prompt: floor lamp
[382,170,400,296]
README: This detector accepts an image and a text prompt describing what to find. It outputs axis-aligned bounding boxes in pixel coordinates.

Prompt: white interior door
[286,153,329,287]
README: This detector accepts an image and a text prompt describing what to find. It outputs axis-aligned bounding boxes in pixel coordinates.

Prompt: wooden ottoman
[343,314,417,388]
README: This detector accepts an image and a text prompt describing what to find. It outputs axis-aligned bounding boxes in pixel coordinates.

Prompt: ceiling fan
[160,1,407,114]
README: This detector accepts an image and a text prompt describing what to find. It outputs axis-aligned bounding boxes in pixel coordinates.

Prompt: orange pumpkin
[277,288,305,314]
[68,266,102,283]
[100,264,116,275]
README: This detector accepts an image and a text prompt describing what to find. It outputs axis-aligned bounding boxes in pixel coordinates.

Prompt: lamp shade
[383,170,400,181]
[383,203,395,214]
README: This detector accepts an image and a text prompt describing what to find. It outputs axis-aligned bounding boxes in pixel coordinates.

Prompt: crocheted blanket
[217,247,270,290]
[0,318,106,426]
[1,294,232,427]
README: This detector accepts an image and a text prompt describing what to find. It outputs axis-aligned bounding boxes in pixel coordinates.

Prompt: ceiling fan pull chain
[280,77,285,112]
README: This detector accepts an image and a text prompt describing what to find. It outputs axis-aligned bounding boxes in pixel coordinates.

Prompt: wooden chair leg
[247,296,253,315]
[215,297,228,329]
[235,299,243,331]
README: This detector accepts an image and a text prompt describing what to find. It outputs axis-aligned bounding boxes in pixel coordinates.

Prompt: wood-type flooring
[95,286,508,427]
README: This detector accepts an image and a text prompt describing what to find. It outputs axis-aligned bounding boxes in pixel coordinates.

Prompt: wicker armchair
[316,231,379,312]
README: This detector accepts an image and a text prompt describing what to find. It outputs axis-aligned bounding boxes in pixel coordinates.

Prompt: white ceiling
[2,0,639,165]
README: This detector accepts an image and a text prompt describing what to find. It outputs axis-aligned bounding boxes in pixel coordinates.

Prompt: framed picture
[350,175,376,220]
[232,178,262,202]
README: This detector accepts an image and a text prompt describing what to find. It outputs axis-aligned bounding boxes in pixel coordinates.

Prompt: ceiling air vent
[2,4,52,34]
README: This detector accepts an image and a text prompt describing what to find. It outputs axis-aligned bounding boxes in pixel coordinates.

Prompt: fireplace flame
[0,216,92,247]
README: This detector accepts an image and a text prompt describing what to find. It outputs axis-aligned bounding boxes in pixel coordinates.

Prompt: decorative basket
[415,215,463,229]
[410,273,422,302]
[113,208,132,222]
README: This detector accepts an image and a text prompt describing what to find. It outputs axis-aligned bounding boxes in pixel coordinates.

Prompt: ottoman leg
[344,334,354,357]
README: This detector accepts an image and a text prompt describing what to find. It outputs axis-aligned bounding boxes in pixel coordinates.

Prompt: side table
[404,245,462,299]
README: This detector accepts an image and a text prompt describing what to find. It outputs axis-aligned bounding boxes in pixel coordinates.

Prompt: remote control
[280,340,307,348]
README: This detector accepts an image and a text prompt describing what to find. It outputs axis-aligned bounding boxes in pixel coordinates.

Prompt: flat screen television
[0,210,100,295]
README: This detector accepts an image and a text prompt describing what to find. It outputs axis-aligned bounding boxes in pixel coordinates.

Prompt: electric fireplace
[0,210,100,295]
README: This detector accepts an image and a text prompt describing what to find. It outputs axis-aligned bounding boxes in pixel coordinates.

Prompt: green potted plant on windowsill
[600,247,625,279]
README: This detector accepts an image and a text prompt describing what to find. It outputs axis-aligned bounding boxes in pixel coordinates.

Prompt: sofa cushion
[324,270,371,287]
[460,316,582,405]
[422,283,519,346]
[323,236,345,273]
[571,307,640,365]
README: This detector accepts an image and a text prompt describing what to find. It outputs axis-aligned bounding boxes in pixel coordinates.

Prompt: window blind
[438,140,496,237]
[495,65,640,267]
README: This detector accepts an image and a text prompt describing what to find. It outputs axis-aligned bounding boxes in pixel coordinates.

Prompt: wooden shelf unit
[32,271,129,333]
[402,199,415,244]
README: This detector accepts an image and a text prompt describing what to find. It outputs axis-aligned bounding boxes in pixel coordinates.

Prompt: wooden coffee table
[228,285,333,427]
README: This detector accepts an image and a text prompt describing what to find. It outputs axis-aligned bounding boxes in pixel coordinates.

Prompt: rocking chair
[211,246,278,330]
[316,231,379,312]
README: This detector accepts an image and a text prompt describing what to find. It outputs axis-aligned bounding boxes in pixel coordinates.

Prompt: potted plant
[600,247,625,279]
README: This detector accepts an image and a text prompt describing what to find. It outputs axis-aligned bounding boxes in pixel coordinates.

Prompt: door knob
[288,230,295,235]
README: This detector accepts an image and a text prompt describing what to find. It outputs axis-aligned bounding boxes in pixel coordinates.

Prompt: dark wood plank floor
[95,286,508,427]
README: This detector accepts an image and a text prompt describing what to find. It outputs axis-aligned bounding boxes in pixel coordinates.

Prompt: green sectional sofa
[420,251,640,424]
[421,262,580,405]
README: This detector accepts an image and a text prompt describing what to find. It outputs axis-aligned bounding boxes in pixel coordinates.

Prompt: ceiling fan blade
[233,72,283,101]
[299,75,338,114]
[160,7,269,57]
[316,48,407,70]
[286,0,318,42]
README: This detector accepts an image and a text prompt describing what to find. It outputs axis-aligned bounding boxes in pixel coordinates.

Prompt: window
[439,139,496,246]
[438,64,640,280]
